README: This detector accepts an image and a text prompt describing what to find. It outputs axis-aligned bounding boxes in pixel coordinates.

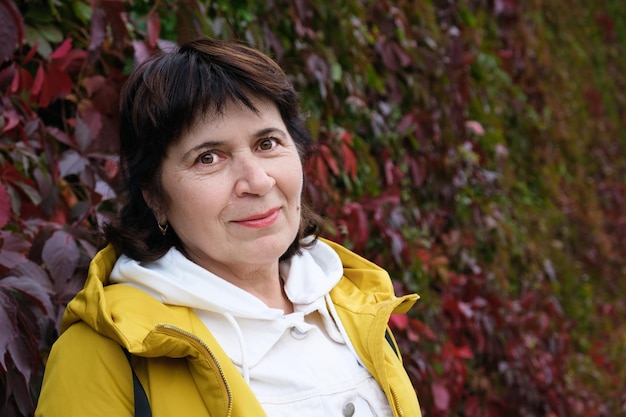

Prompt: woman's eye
[198,151,218,165]
[258,138,277,151]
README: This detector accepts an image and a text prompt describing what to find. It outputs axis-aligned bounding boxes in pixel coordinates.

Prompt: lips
[232,207,281,228]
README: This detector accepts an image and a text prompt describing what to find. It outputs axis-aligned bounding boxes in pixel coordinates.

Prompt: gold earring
[157,221,168,236]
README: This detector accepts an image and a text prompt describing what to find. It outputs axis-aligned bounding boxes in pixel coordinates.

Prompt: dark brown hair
[105,38,322,261]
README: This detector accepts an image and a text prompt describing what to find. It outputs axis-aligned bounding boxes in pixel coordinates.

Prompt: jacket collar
[62,238,419,356]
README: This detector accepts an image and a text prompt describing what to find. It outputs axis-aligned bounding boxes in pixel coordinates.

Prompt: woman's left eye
[258,138,278,151]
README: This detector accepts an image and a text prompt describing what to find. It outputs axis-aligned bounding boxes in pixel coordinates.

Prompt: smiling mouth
[232,208,281,228]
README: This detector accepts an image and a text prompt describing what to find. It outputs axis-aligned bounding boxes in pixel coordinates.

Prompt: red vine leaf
[2,108,20,133]
[0,231,29,269]
[0,290,18,369]
[0,182,10,228]
[0,0,24,63]
[48,38,72,60]
[41,230,79,286]
[389,313,409,330]
[146,11,161,49]
[432,381,450,411]
[0,265,53,316]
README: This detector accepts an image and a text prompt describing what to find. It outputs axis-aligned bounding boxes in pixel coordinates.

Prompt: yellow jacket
[35,239,421,417]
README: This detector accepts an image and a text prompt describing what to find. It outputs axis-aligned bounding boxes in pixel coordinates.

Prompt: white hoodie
[109,239,392,417]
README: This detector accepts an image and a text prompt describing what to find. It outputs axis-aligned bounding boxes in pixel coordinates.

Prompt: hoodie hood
[108,239,347,381]
[61,238,417,362]
[108,238,344,319]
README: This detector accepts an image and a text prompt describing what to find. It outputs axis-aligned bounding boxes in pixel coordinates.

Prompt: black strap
[385,328,400,358]
[122,347,152,417]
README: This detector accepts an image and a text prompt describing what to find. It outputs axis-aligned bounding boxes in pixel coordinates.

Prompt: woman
[35,38,421,417]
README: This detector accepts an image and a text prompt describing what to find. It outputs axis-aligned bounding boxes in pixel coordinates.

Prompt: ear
[142,188,165,223]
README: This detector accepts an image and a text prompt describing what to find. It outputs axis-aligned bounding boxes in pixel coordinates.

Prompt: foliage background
[1,0,625,416]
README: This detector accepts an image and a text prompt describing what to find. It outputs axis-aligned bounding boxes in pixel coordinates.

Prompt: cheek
[161,176,203,220]
[285,161,304,200]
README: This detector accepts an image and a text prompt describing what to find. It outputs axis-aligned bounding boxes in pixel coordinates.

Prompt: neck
[196,259,293,313]
[243,277,293,314]
[240,272,293,313]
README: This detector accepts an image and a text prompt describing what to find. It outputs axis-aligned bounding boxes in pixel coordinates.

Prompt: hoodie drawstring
[222,312,250,383]
[324,293,366,368]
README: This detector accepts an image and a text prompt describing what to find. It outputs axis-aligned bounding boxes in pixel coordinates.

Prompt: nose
[233,152,276,197]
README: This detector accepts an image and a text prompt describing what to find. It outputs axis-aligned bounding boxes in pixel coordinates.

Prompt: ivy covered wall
[1,0,624,416]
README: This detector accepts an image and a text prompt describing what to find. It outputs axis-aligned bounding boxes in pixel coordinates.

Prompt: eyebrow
[181,140,224,162]
[180,127,287,162]
[255,127,284,138]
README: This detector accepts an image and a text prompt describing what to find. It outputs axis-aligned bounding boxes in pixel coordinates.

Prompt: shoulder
[36,322,134,416]
[50,321,132,380]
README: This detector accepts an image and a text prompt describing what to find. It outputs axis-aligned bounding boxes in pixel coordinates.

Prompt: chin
[246,235,293,259]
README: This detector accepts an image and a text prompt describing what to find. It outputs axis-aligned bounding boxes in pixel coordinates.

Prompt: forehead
[191,96,284,130]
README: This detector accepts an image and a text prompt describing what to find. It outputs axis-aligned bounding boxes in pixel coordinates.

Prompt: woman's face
[156,97,303,278]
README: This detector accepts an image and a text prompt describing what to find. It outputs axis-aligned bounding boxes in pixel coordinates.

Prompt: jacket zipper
[390,386,405,417]
[155,324,233,417]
